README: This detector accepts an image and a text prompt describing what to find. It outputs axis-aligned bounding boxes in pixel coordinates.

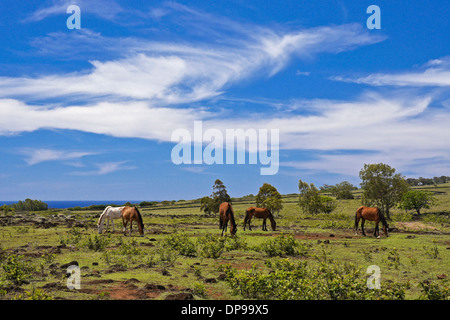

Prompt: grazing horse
[244,207,276,231]
[219,202,237,236]
[97,206,125,234]
[121,206,144,236]
[354,206,389,238]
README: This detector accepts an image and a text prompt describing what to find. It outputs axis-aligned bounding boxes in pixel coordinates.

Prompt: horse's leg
[129,220,133,236]
[122,218,127,235]
[222,218,228,236]
[354,215,360,235]
[361,218,366,236]
[262,218,267,231]
[111,219,115,233]
[375,221,380,238]
[248,217,252,231]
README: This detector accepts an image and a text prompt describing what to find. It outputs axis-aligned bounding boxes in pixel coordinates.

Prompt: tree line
[201,163,443,220]
[1,199,48,213]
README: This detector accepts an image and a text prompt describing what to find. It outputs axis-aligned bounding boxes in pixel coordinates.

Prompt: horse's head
[271,220,277,231]
[97,223,104,234]
[230,222,237,236]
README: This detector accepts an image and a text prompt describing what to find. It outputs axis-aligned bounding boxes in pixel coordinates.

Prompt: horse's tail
[134,206,144,228]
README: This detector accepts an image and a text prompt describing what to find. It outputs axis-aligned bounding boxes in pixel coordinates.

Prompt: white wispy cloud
[0,99,207,140]
[0,20,384,105]
[71,161,136,175]
[330,56,450,87]
[18,148,96,165]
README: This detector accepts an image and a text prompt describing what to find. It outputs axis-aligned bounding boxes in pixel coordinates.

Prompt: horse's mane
[97,206,111,225]
[133,206,144,228]
[377,208,388,226]
[227,203,236,227]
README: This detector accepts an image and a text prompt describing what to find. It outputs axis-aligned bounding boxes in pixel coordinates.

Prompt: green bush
[162,233,197,257]
[259,234,310,257]
[419,280,449,300]
[84,235,111,252]
[221,257,410,300]
[1,254,35,285]
[197,234,226,259]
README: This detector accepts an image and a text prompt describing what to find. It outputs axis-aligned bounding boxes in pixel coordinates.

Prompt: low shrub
[259,233,310,257]
[1,254,35,285]
[221,257,411,300]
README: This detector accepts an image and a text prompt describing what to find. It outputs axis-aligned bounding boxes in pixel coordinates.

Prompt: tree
[398,190,438,215]
[199,196,213,215]
[13,199,48,212]
[206,179,232,214]
[359,163,410,220]
[298,179,336,214]
[332,181,356,199]
[255,183,283,214]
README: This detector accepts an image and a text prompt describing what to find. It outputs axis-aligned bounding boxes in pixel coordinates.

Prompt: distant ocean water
[0,200,146,209]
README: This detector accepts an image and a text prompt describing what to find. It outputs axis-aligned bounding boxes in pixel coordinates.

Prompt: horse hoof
[377,236,381,239]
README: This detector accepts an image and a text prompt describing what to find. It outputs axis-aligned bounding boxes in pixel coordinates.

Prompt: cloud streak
[330,56,450,87]
[70,161,136,176]
[0,22,384,105]
[18,148,96,165]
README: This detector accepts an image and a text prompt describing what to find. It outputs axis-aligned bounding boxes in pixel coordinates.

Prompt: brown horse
[244,207,276,231]
[121,206,144,236]
[354,206,389,238]
[219,202,237,236]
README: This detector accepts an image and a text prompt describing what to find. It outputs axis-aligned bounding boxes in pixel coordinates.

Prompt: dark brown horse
[244,207,276,231]
[354,206,389,238]
[219,202,237,236]
[121,206,144,236]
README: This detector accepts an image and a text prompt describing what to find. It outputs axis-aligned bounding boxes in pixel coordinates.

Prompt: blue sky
[0,1,449,201]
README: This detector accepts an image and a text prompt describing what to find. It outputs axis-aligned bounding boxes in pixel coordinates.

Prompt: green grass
[0,184,449,300]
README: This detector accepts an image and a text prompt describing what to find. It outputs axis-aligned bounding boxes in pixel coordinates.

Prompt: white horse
[97,206,125,234]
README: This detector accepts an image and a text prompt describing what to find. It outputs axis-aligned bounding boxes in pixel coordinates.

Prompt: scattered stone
[61,260,79,269]
[165,292,194,300]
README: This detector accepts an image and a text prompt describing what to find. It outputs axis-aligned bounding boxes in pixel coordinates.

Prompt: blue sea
[0,200,146,209]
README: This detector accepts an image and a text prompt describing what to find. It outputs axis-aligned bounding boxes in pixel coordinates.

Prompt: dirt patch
[80,279,185,300]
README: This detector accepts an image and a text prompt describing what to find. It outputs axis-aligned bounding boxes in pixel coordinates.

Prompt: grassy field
[0,184,449,300]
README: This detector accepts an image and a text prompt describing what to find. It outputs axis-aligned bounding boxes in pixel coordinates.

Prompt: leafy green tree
[332,181,356,199]
[298,179,336,214]
[199,196,213,215]
[255,183,283,214]
[204,179,232,214]
[398,190,438,215]
[359,163,410,220]
[13,199,48,212]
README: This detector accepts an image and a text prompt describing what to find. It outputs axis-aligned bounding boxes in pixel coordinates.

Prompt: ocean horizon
[0,200,149,209]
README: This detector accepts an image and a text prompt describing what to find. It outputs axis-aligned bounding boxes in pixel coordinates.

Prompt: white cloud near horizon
[330,56,450,87]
